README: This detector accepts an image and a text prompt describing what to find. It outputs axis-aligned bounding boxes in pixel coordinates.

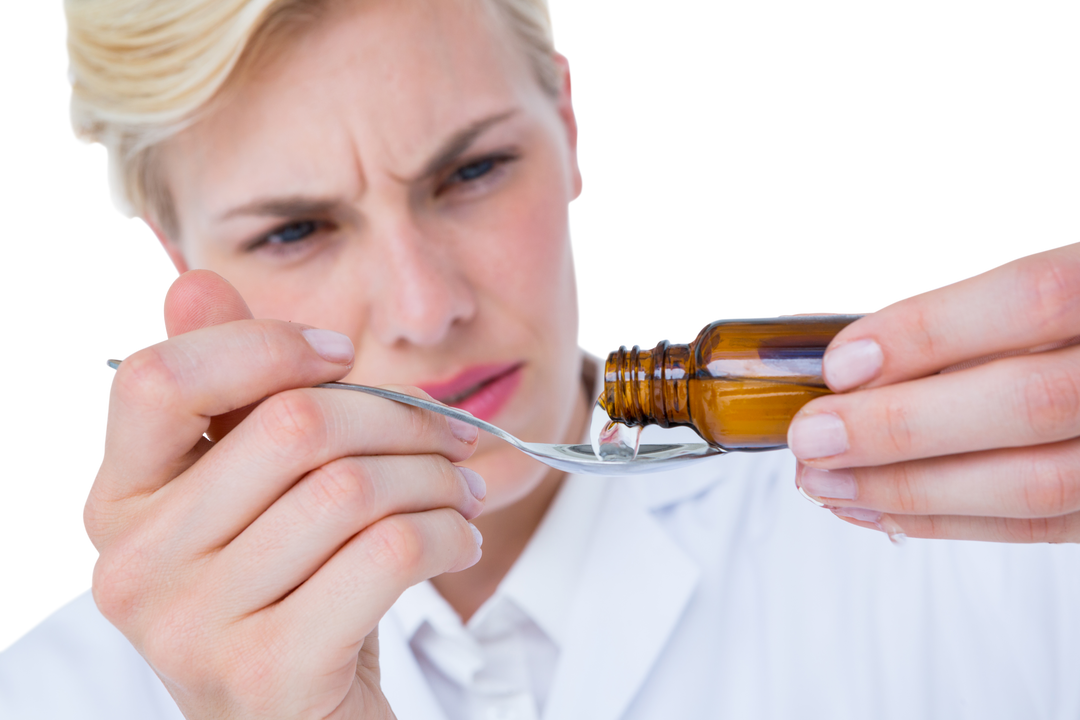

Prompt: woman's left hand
[790,242,1080,543]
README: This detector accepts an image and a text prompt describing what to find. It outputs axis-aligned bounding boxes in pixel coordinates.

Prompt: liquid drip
[591,416,639,462]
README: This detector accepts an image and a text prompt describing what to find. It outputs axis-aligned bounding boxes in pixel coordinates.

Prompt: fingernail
[831,507,881,523]
[447,418,479,444]
[824,339,883,391]
[788,412,849,460]
[469,523,484,548]
[880,515,907,545]
[831,508,907,545]
[798,466,858,500]
[458,467,486,501]
[796,482,825,507]
[301,328,354,364]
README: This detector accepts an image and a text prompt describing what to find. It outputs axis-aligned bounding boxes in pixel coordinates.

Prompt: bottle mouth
[603,340,692,430]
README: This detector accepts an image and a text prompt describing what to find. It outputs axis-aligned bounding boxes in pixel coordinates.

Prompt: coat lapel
[543,479,701,720]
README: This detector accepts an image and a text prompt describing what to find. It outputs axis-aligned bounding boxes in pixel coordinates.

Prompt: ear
[552,53,583,200]
[145,216,190,274]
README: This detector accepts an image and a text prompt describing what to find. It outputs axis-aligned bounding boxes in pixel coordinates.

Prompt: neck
[431,377,590,622]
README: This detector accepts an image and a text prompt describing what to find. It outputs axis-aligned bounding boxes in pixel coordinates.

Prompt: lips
[419,362,523,422]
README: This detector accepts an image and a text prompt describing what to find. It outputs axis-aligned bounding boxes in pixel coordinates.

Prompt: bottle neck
[601,341,693,428]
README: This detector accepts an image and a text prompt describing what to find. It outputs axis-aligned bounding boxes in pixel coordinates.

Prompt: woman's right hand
[86,270,486,720]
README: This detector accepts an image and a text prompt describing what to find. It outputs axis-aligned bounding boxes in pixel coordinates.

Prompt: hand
[87,270,486,719]
[789,243,1080,543]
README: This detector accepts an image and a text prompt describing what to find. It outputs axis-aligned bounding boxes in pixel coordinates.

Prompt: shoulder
[0,591,181,720]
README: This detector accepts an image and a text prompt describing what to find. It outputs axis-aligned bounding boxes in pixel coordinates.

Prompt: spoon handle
[106,360,520,448]
[314,382,521,447]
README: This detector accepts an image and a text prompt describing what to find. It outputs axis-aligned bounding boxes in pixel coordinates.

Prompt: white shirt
[3,440,1080,719]
[395,471,606,720]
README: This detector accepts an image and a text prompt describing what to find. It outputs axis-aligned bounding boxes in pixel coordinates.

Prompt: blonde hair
[65,0,559,237]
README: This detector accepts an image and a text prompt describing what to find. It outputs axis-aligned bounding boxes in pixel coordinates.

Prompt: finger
[789,343,1080,467]
[152,385,480,549]
[831,508,1080,544]
[822,242,1080,391]
[100,319,354,499]
[278,508,482,665]
[796,437,1080,519]
[164,270,254,337]
[211,455,485,612]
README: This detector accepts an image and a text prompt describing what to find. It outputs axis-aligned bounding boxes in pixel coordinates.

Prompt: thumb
[358,626,382,685]
[162,271,264,442]
[354,626,394,714]
[164,270,254,338]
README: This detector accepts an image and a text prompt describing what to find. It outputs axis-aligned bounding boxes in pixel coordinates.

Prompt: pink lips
[419,362,523,422]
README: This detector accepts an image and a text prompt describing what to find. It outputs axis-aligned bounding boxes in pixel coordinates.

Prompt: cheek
[192,237,362,333]
[463,165,577,326]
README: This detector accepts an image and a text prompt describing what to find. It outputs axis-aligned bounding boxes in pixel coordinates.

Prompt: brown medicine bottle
[599,316,860,451]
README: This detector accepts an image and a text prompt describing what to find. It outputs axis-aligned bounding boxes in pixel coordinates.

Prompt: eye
[454,158,496,182]
[264,220,319,246]
[243,219,333,260]
[437,153,517,197]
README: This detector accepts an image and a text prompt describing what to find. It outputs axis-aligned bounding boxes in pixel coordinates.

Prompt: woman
[1,0,1079,717]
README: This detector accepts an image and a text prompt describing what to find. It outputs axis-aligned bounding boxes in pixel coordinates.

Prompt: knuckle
[406,405,443,443]
[91,542,148,628]
[83,491,111,545]
[255,391,328,459]
[1018,365,1080,440]
[303,459,378,522]
[423,454,462,495]
[924,513,946,538]
[1019,451,1080,517]
[1016,254,1080,335]
[999,516,1070,544]
[880,399,915,456]
[377,391,448,446]
[112,347,183,411]
[882,464,930,514]
[897,302,940,362]
[365,516,425,576]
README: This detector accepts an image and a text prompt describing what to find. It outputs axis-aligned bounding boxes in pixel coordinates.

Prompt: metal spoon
[107,360,725,476]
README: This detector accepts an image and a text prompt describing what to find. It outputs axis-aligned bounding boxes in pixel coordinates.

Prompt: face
[157,0,585,511]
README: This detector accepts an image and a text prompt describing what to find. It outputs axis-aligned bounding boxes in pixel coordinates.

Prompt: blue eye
[265,220,318,245]
[453,158,496,183]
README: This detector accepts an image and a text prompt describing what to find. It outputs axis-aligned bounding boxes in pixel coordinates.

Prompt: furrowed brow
[218,110,518,220]
[412,110,517,181]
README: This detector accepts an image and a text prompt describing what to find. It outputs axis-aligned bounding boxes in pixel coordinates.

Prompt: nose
[369,220,477,347]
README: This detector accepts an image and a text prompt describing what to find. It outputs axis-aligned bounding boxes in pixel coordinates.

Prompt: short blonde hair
[65,0,559,236]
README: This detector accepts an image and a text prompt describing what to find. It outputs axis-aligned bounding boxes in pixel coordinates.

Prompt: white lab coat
[3,440,1080,719]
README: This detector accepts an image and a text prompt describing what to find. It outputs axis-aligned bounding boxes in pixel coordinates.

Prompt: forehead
[163,0,536,221]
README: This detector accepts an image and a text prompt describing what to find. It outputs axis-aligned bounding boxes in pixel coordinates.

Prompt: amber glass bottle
[599,316,860,451]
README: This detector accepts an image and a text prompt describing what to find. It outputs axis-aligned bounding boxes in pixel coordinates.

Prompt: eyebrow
[219,197,339,221]
[410,109,518,182]
[217,110,518,222]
